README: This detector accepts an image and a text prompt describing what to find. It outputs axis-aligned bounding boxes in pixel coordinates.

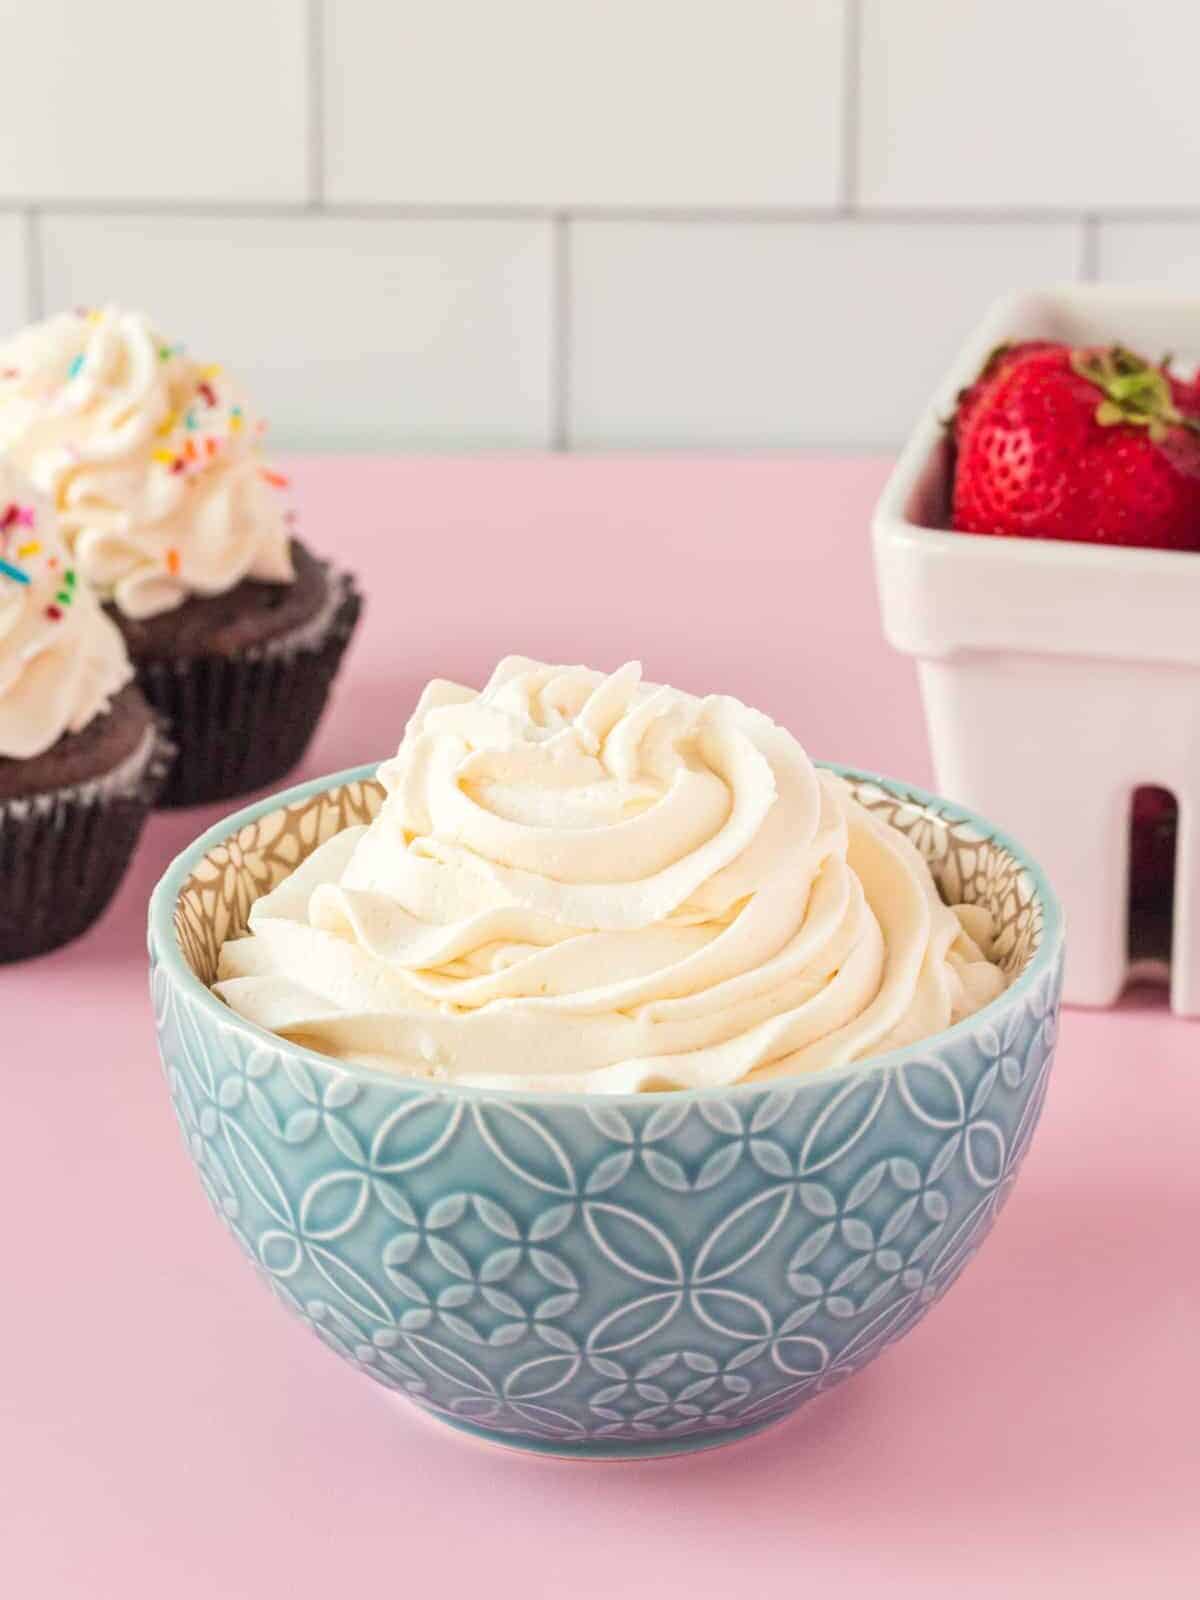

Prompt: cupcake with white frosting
[215,657,1007,1090]
[0,464,170,960]
[0,306,360,807]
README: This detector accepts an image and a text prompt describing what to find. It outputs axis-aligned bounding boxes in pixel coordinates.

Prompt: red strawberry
[951,341,1200,550]
[952,339,1057,444]
[1130,785,1177,907]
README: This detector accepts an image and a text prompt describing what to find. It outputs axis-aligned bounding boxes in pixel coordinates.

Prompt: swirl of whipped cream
[216,659,1007,1092]
[0,466,133,760]
[0,307,293,620]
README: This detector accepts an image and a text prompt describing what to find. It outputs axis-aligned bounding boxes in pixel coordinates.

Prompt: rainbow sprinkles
[0,307,298,626]
[0,501,77,619]
[146,357,270,485]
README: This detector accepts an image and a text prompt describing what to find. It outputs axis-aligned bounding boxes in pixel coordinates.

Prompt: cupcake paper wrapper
[0,719,173,963]
[137,570,362,809]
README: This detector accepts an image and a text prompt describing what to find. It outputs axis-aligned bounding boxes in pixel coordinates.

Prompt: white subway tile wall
[569,221,1081,448]
[0,1,1194,448]
[1096,225,1200,292]
[858,0,1200,212]
[324,0,847,209]
[0,217,28,335]
[0,1,309,203]
[40,216,554,449]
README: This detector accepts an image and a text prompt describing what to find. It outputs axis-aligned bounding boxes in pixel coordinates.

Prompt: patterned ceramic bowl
[149,764,1064,1460]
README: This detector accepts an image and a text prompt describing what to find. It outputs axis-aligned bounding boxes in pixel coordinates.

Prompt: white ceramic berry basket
[873,284,1200,1016]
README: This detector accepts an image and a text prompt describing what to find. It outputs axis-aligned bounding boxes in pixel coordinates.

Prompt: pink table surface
[4,457,1198,1599]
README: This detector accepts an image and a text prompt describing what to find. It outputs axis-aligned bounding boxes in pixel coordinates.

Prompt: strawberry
[951,341,1200,550]
[1130,785,1177,908]
[952,339,1057,444]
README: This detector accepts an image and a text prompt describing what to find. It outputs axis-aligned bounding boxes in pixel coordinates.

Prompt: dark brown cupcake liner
[136,570,362,809]
[0,720,173,963]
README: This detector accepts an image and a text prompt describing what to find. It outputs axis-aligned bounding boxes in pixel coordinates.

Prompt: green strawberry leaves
[1070,345,1200,444]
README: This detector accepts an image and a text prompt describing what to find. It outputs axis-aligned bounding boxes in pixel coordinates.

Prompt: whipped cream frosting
[0,307,293,620]
[0,466,133,760]
[215,658,1007,1092]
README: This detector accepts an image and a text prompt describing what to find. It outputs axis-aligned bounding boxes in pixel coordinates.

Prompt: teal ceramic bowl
[149,764,1064,1460]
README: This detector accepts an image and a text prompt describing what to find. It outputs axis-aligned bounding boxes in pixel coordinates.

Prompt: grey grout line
[1079,214,1100,281]
[306,0,325,207]
[1039,205,1200,223]
[0,199,1153,225]
[551,216,571,452]
[22,209,42,319]
[0,203,1196,252]
[4,196,1200,227]
[840,0,862,212]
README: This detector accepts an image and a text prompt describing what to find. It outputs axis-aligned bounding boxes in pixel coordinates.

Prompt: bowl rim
[148,761,1065,1107]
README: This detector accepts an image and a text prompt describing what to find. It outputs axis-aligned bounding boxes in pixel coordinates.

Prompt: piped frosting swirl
[0,307,293,620]
[0,466,133,760]
[216,659,1008,1091]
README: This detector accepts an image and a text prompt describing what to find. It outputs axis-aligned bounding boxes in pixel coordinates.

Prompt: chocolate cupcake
[0,471,171,961]
[0,307,360,807]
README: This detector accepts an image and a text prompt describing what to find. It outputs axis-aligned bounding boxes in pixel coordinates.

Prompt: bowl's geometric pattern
[150,767,1063,1458]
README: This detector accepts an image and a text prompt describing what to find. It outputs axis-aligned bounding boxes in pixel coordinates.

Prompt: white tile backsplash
[1096,223,1200,291]
[859,1,1200,211]
[0,215,27,331]
[39,215,554,449]
[1,4,1198,446]
[0,1,309,204]
[568,220,1082,449]
[324,0,846,208]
